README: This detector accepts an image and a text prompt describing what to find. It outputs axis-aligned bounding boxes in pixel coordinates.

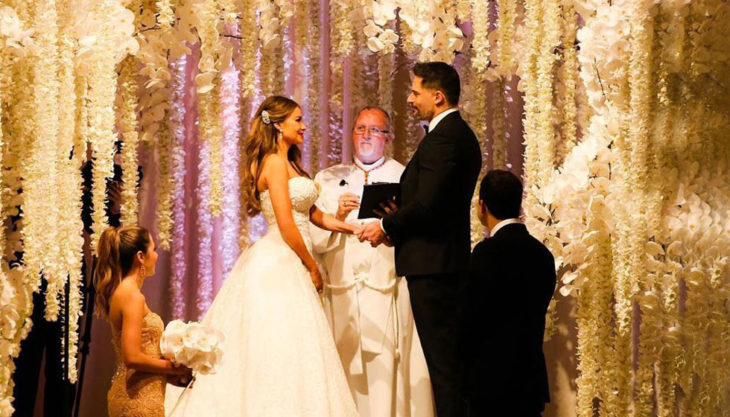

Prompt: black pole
[72,255,97,417]
[63,274,71,416]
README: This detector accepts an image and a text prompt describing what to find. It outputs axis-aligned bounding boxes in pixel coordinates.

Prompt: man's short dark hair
[413,62,461,106]
[479,170,523,220]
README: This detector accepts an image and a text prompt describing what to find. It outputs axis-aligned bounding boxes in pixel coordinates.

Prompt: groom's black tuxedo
[383,111,481,276]
[383,110,481,417]
[465,223,556,417]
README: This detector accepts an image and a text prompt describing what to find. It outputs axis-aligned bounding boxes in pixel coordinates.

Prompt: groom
[359,62,482,417]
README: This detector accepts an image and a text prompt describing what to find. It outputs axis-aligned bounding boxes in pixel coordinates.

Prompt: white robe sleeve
[310,170,347,254]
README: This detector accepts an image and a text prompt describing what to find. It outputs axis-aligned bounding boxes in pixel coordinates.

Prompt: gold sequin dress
[108,312,166,417]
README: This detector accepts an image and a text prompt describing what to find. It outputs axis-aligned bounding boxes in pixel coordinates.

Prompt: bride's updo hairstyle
[94,226,151,318]
[242,95,309,216]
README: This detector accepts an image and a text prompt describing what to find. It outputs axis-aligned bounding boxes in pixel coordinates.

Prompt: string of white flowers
[169,56,188,318]
[470,0,489,75]
[258,37,276,97]
[135,0,170,147]
[0,7,15,415]
[332,0,354,58]
[73,76,88,168]
[204,79,224,217]
[573,194,611,417]
[612,70,637,417]
[27,0,62,321]
[558,2,578,163]
[496,0,515,77]
[196,0,223,217]
[683,5,716,414]
[705,5,730,410]
[519,0,543,212]
[237,0,256,99]
[155,114,175,249]
[627,2,656,412]
[651,6,678,416]
[491,79,506,169]
[86,12,117,251]
[0,5,34,412]
[534,0,559,183]
[119,56,140,225]
[377,39,395,141]
[55,0,84,381]
[328,2,344,166]
[195,137,215,318]
[220,65,242,275]
[305,0,321,171]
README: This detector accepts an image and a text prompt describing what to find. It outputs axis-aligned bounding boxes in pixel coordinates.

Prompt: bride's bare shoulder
[257,154,290,192]
[259,154,288,176]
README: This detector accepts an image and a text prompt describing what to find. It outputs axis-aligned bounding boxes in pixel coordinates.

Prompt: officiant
[311,106,434,417]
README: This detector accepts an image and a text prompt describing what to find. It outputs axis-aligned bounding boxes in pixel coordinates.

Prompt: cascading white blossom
[361,0,465,62]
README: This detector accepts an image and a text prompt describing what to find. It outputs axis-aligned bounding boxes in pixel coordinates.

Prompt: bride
[168,96,359,416]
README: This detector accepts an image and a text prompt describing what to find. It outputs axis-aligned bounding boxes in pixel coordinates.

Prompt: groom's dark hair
[413,62,461,106]
[479,170,523,220]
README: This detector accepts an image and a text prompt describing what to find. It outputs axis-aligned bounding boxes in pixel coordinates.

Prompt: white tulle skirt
[166,229,358,417]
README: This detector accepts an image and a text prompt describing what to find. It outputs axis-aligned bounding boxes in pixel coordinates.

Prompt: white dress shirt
[489,218,521,237]
[427,107,458,133]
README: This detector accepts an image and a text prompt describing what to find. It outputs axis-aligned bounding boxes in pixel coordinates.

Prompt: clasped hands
[336,192,397,247]
[357,199,398,248]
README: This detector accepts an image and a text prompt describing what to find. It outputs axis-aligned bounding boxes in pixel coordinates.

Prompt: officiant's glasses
[354,125,390,137]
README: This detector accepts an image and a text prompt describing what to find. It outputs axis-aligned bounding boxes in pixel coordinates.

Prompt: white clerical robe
[311,158,435,417]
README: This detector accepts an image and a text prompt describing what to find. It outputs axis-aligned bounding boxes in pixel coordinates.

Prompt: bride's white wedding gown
[167,177,358,416]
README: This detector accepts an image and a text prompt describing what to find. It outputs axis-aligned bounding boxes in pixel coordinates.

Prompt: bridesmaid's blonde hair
[242,95,309,217]
[94,226,151,318]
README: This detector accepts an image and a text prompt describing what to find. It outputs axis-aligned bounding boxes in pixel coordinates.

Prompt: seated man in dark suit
[465,170,556,417]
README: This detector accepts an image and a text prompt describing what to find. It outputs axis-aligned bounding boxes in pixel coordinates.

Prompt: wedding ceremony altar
[0,0,728,416]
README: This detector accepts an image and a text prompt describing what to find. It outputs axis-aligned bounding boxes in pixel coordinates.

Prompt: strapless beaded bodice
[108,312,166,417]
[260,176,319,237]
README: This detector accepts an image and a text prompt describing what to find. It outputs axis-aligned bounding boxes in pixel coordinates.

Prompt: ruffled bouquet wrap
[160,320,224,375]
[162,321,224,416]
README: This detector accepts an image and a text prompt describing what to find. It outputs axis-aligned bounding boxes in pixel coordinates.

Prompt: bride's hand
[309,267,324,293]
[351,224,363,236]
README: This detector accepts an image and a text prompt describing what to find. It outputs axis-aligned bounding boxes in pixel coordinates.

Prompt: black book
[357,182,400,219]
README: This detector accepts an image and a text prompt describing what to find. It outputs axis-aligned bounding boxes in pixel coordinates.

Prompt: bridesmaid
[94,226,191,417]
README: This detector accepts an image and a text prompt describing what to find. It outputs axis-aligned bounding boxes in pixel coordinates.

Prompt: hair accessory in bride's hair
[261,110,271,125]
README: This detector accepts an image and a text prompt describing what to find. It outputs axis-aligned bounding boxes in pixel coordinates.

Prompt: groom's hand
[373,198,398,218]
[358,221,387,247]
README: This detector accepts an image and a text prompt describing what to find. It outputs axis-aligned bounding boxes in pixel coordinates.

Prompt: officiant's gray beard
[356,144,377,160]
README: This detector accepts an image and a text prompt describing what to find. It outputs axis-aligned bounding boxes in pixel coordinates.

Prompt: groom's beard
[411,105,433,122]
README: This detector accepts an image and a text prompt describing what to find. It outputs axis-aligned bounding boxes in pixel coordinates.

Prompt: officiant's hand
[373,198,398,218]
[336,192,360,220]
[358,221,387,247]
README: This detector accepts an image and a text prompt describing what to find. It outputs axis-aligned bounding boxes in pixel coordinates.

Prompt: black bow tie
[423,124,429,134]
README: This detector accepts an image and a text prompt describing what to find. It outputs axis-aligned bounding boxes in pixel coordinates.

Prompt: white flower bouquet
[160,320,224,375]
